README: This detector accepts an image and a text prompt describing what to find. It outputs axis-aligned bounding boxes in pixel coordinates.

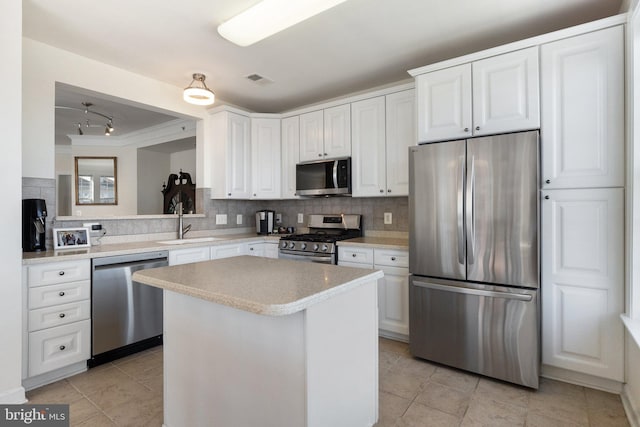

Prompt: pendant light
[183,73,215,106]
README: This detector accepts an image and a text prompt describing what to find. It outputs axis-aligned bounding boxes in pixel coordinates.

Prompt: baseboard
[378,330,409,343]
[541,364,623,393]
[622,384,640,427]
[0,386,27,404]
[22,362,87,392]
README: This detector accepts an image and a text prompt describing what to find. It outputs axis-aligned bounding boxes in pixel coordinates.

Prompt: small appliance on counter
[22,198,47,252]
[256,210,275,235]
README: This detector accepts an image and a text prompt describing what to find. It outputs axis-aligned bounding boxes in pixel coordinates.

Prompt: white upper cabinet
[281,116,300,199]
[352,96,386,197]
[299,105,351,162]
[251,118,281,199]
[472,47,540,136]
[416,48,539,143]
[385,89,416,195]
[540,26,624,189]
[210,110,251,199]
[352,89,415,197]
[416,64,472,143]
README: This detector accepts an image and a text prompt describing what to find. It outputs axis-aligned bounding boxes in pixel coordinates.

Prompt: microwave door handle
[332,161,339,189]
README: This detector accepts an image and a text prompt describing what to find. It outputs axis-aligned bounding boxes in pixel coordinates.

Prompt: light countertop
[132,255,383,316]
[337,236,409,250]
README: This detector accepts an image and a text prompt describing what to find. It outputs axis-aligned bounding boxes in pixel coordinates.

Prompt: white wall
[22,38,208,182]
[170,149,197,178]
[138,149,170,214]
[1,0,26,403]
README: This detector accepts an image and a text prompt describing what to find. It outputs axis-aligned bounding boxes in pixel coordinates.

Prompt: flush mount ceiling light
[218,0,349,47]
[183,73,215,106]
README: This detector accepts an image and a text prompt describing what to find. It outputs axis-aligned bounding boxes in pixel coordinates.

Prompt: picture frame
[53,227,91,250]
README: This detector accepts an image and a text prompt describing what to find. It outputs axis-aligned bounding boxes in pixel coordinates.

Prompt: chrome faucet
[177,202,192,239]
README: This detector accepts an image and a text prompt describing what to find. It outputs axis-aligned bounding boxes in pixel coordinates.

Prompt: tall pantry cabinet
[540,25,624,382]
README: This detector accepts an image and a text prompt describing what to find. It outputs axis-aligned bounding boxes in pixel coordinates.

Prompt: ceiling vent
[246,73,273,86]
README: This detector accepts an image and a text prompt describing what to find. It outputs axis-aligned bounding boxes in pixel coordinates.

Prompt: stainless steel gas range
[278,214,362,264]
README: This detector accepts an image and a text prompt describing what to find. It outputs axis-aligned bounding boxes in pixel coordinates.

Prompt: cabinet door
[29,319,90,377]
[472,47,540,136]
[385,89,415,196]
[541,188,623,381]
[351,96,386,197]
[324,104,351,159]
[211,243,248,259]
[299,110,324,162]
[169,246,210,266]
[251,118,281,199]
[281,116,300,198]
[377,265,409,338]
[416,64,472,143]
[227,113,251,198]
[541,26,624,189]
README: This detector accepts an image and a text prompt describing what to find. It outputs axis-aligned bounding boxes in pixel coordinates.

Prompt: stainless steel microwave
[296,158,351,197]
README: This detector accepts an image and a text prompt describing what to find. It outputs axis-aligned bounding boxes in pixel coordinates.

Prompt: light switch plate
[384,212,393,225]
[276,213,282,223]
[216,214,228,225]
[236,214,243,225]
[297,213,304,224]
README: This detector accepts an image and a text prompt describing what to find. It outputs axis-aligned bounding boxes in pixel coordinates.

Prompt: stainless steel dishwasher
[90,251,168,366]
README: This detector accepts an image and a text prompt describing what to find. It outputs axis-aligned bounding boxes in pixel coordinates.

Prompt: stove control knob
[313,244,320,251]
[281,241,288,249]
[300,243,307,250]
[289,242,296,249]
[321,244,329,252]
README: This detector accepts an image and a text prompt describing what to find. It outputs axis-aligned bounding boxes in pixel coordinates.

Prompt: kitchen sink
[157,237,224,245]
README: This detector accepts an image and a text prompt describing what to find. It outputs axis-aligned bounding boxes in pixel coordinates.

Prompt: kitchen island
[132,255,383,427]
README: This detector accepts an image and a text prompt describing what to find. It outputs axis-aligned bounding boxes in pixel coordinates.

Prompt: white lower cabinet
[169,246,211,266]
[26,259,91,378]
[339,246,409,340]
[541,188,624,381]
[211,243,248,259]
[248,242,279,259]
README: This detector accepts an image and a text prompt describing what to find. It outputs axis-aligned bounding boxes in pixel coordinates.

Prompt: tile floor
[26,338,630,427]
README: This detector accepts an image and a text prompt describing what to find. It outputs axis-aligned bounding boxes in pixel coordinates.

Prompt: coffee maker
[255,210,275,235]
[23,199,47,252]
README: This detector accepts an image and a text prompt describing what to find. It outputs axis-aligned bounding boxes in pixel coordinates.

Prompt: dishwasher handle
[412,280,533,302]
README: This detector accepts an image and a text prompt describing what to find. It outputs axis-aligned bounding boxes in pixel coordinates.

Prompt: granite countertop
[338,236,409,250]
[132,255,384,316]
[22,233,282,265]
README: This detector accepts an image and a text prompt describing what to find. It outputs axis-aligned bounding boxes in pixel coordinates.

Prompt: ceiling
[26,0,625,117]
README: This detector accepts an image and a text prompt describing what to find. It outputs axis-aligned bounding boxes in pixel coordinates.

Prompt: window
[100,176,115,203]
[78,175,94,204]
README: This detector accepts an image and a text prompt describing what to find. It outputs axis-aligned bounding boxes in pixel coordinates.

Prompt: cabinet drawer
[338,247,374,267]
[29,300,90,332]
[211,243,247,259]
[374,250,409,268]
[28,319,90,377]
[169,246,210,266]
[28,280,90,309]
[28,260,90,287]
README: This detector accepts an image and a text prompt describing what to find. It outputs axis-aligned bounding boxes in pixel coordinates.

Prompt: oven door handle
[279,250,334,264]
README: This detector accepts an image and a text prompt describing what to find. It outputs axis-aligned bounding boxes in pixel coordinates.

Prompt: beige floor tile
[69,398,102,425]
[73,412,116,427]
[525,411,586,427]
[588,411,631,427]
[415,380,471,417]
[378,390,412,427]
[585,387,627,414]
[461,395,526,427]
[537,377,586,401]
[86,378,155,412]
[103,394,163,427]
[430,367,479,393]
[380,368,424,400]
[27,379,84,404]
[390,356,437,380]
[528,379,589,426]
[380,337,410,355]
[115,355,162,381]
[396,401,461,427]
[474,378,532,408]
[67,364,131,396]
[380,349,402,372]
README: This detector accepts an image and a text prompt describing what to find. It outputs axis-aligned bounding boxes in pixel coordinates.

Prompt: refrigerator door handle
[412,280,533,302]
[457,155,465,265]
[466,155,476,265]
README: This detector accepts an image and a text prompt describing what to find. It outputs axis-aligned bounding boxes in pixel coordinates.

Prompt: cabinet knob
[253,194,256,197]
[387,189,391,193]
[379,189,384,193]
[250,247,254,251]
[318,153,323,157]
[59,313,65,318]
[464,128,469,132]
[545,179,551,184]
[228,193,231,196]
[391,257,396,261]
[352,253,357,257]
[59,345,66,351]
[59,291,65,297]
[58,271,65,276]
[475,126,480,131]
[544,195,550,200]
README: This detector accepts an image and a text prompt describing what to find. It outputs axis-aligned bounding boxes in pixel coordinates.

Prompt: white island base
[159,267,380,427]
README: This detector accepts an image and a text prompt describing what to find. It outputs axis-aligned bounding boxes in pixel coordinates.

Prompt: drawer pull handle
[391,257,396,261]
[59,313,66,318]
[352,253,357,257]
[59,291,65,297]
[59,345,66,351]
[58,271,65,276]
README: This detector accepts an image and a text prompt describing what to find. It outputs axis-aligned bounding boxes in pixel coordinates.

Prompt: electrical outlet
[384,212,393,225]
[236,214,243,225]
[297,213,304,224]
[83,222,102,236]
[276,213,282,223]
[216,214,228,225]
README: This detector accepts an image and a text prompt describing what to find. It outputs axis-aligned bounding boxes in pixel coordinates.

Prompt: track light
[183,73,215,106]
[77,123,84,136]
[107,120,114,132]
[104,126,111,136]
[56,102,116,136]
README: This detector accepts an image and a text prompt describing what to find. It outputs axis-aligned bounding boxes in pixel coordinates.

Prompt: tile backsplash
[22,178,408,244]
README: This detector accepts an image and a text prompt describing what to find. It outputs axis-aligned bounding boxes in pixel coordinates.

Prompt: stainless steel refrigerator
[409,130,539,388]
